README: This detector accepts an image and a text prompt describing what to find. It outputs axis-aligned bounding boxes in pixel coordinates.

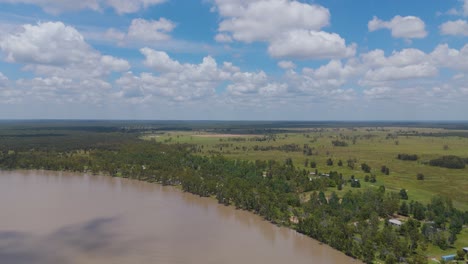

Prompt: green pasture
[144,127,468,210]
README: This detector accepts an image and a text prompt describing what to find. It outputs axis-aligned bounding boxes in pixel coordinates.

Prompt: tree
[381,165,387,173]
[310,161,317,168]
[456,249,466,261]
[413,202,426,221]
[361,163,371,173]
[338,160,343,166]
[318,191,328,205]
[399,189,408,200]
[399,201,409,216]
[416,173,424,180]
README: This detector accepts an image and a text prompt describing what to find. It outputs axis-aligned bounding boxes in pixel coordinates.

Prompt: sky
[0,0,468,120]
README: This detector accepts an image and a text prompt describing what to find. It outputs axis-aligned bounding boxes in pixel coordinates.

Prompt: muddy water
[0,170,359,264]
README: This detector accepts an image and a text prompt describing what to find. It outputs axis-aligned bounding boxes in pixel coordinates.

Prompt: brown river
[0,170,359,264]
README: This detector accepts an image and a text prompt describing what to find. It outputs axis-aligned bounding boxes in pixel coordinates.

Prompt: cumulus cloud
[0,72,8,86]
[16,76,112,104]
[440,20,468,36]
[117,47,292,102]
[0,22,130,76]
[0,21,129,103]
[268,30,356,59]
[116,48,232,102]
[213,0,355,60]
[0,22,91,65]
[431,43,468,72]
[465,0,468,16]
[359,49,437,85]
[106,0,166,14]
[0,72,24,103]
[105,18,176,45]
[277,61,296,70]
[127,18,175,42]
[0,0,166,14]
[216,0,329,42]
[214,33,233,43]
[368,15,428,39]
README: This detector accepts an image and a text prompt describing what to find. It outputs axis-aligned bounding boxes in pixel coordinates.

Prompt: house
[389,219,402,227]
[441,254,456,262]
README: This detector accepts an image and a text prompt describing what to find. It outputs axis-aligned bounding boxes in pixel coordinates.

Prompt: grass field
[144,127,468,210]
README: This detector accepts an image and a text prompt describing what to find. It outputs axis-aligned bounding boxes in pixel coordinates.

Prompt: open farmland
[144,127,468,210]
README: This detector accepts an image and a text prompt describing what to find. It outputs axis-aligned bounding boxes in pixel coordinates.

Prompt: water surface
[0,170,359,264]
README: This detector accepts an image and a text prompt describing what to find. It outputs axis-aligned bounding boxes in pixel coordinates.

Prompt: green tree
[399,201,409,216]
[400,189,408,200]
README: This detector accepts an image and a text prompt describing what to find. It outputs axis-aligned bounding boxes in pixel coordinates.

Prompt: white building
[389,219,402,227]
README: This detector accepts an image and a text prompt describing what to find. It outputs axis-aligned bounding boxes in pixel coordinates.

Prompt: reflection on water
[0,217,125,264]
[0,170,359,264]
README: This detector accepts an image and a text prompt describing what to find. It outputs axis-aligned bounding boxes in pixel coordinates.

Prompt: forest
[1,121,468,264]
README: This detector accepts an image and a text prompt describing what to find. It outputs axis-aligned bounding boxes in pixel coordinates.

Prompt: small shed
[389,219,402,227]
[463,247,468,253]
[441,254,456,262]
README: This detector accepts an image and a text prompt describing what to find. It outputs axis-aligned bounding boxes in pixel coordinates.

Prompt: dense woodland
[1,123,468,264]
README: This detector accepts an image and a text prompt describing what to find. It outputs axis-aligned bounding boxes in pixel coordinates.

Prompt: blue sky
[0,0,468,120]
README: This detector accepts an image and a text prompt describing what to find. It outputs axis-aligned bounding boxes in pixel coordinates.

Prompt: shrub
[417,173,425,180]
[397,154,418,161]
[429,155,466,169]
[331,140,348,147]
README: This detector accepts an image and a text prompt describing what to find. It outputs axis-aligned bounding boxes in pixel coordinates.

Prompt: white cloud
[214,33,233,43]
[0,0,166,14]
[100,55,131,72]
[363,64,437,83]
[0,72,8,86]
[277,61,296,70]
[360,48,437,85]
[140,47,182,72]
[368,15,428,39]
[268,30,356,59]
[363,87,392,99]
[0,72,24,104]
[0,21,130,103]
[127,18,175,42]
[215,0,330,42]
[465,0,468,16]
[309,59,362,86]
[116,48,232,102]
[431,43,468,72]
[106,0,166,14]
[213,0,354,60]
[0,22,91,65]
[0,21,130,77]
[117,47,292,101]
[105,18,176,45]
[440,20,468,36]
[16,76,112,104]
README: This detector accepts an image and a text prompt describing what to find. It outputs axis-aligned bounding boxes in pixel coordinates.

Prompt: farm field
[144,127,468,210]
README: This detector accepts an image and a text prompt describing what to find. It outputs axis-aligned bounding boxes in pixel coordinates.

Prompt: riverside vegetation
[1,121,468,264]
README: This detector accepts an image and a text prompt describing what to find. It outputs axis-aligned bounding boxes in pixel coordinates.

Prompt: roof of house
[389,219,402,225]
